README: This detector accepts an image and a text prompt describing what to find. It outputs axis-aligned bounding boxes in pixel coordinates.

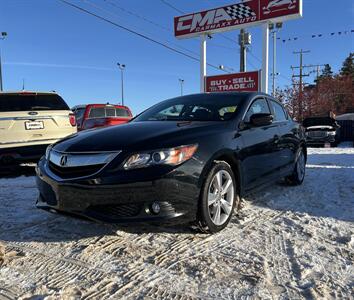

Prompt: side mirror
[250,113,273,126]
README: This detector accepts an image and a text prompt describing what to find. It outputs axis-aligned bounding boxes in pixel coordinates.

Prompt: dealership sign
[205,71,260,93]
[174,0,302,39]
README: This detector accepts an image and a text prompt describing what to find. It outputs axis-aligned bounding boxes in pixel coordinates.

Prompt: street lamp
[269,22,282,96]
[117,62,126,106]
[179,78,184,96]
[0,32,8,92]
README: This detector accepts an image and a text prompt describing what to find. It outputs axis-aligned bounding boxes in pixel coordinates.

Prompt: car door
[268,98,296,173]
[239,97,280,189]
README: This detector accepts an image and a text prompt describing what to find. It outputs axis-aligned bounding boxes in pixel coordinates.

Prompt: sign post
[200,35,206,93]
[262,22,269,93]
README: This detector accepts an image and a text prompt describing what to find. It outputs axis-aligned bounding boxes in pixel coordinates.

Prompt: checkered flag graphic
[225,4,257,19]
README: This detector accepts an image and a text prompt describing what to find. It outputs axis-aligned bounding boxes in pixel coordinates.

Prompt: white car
[0,91,77,165]
[263,0,296,14]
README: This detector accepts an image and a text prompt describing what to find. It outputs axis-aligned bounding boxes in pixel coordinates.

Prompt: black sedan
[36,92,307,233]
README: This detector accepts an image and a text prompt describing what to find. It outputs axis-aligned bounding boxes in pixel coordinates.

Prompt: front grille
[87,203,142,219]
[49,161,104,178]
[47,150,120,179]
[307,131,327,138]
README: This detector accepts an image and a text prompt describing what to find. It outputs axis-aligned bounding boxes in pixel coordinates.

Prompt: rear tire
[197,161,239,233]
[286,148,306,186]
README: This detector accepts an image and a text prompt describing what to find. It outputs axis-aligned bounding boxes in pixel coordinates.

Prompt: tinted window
[0,94,69,112]
[116,108,130,117]
[106,108,116,117]
[270,101,287,121]
[245,98,270,122]
[133,94,246,122]
[74,108,85,124]
[89,107,105,118]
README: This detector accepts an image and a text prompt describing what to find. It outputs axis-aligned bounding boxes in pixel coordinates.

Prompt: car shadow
[242,154,354,223]
[0,164,36,178]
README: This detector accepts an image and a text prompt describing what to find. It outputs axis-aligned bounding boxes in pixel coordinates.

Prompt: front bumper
[0,144,50,164]
[305,136,336,145]
[35,158,200,224]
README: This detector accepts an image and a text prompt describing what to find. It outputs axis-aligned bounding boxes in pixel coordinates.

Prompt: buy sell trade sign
[205,71,260,93]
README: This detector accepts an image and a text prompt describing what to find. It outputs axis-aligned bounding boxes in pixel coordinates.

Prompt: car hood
[303,117,337,128]
[53,121,228,152]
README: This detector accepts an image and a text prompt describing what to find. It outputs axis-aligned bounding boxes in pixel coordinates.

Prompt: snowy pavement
[0,146,353,299]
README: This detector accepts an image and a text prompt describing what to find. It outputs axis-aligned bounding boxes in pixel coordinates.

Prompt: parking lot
[0,145,353,299]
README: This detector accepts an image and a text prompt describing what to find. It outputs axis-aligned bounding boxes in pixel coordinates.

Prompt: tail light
[69,113,77,126]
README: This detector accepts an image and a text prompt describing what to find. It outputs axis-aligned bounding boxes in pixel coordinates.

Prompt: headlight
[45,145,52,160]
[328,131,336,136]
[123,144,198,170]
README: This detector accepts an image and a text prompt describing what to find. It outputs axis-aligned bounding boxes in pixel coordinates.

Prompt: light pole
[269,22,282,96]
[179,79,184,96]
[117,62,126,106]
[0,32,8,92]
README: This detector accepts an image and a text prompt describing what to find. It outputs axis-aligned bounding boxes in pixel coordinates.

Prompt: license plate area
[25,121,44,130]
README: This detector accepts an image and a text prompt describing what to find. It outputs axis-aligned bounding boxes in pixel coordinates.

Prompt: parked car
[303,116,340,147]
[36,92,306,233]
[71,104,132,131]
[0,91,77,165]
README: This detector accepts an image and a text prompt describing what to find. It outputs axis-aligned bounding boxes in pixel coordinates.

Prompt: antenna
[22,78,25,91]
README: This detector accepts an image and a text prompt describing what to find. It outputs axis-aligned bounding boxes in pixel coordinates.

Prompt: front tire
[286,148,306,186]
[197,161,238,233]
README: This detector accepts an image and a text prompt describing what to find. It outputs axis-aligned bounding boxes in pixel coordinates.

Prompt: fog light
[151,202,160,214]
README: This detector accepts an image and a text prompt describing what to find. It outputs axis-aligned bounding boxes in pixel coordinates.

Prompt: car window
[270,100,287,122]
[133,94,247,122]
[245,98,270,122]
[74,108,85,124]
[116,108,131,117]
[0,94,69,112]
[106,107,116,117]
[88,107,105,118]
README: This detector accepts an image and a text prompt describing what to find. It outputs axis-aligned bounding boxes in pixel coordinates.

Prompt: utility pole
[178,79,184,96]
[117,63,126,106]
[291,50,310,121]
[239,29,251,72]
[0,32,8,92]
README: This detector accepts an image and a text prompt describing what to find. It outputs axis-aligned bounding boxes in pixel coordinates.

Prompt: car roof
[0,90,59,95]
[72,104,131,109]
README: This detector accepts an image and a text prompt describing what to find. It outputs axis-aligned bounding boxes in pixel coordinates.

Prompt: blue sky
[0,0,353,115]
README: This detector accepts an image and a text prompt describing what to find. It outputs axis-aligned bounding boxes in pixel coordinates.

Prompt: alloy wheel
[296,151,306,181]
[207,170,235,226]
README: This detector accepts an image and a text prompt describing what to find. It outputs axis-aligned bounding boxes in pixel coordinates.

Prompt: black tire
[286,148,306,186]
[197,161,239,233]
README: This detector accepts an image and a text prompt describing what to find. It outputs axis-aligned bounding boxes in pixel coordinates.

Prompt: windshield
[0,93,69,112]
[133,94,246,122]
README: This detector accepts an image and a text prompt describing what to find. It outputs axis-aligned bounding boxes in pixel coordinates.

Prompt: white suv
[0,91,77,165]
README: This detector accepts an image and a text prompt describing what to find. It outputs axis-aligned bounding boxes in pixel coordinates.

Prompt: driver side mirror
[249,113,274,126]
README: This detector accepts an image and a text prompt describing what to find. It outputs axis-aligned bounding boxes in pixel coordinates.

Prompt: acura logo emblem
[60,155,68,166]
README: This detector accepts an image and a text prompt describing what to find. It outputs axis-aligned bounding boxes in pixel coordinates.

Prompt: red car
[72,104,132,131]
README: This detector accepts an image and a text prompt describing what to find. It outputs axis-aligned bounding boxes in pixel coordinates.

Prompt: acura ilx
[36,92,306,233]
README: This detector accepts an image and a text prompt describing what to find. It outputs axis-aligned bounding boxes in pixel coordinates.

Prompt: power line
[90,0,200,57]
[159,0,184,14]
[278,29,354,43]
[105,0,170,32]
[58,0,228,72]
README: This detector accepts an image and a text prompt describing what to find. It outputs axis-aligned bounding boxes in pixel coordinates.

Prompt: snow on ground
[0,146,353,299]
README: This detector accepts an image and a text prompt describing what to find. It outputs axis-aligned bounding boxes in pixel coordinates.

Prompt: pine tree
[316,64,333,83]
[321,64,333,78]
[340,52,354,79]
